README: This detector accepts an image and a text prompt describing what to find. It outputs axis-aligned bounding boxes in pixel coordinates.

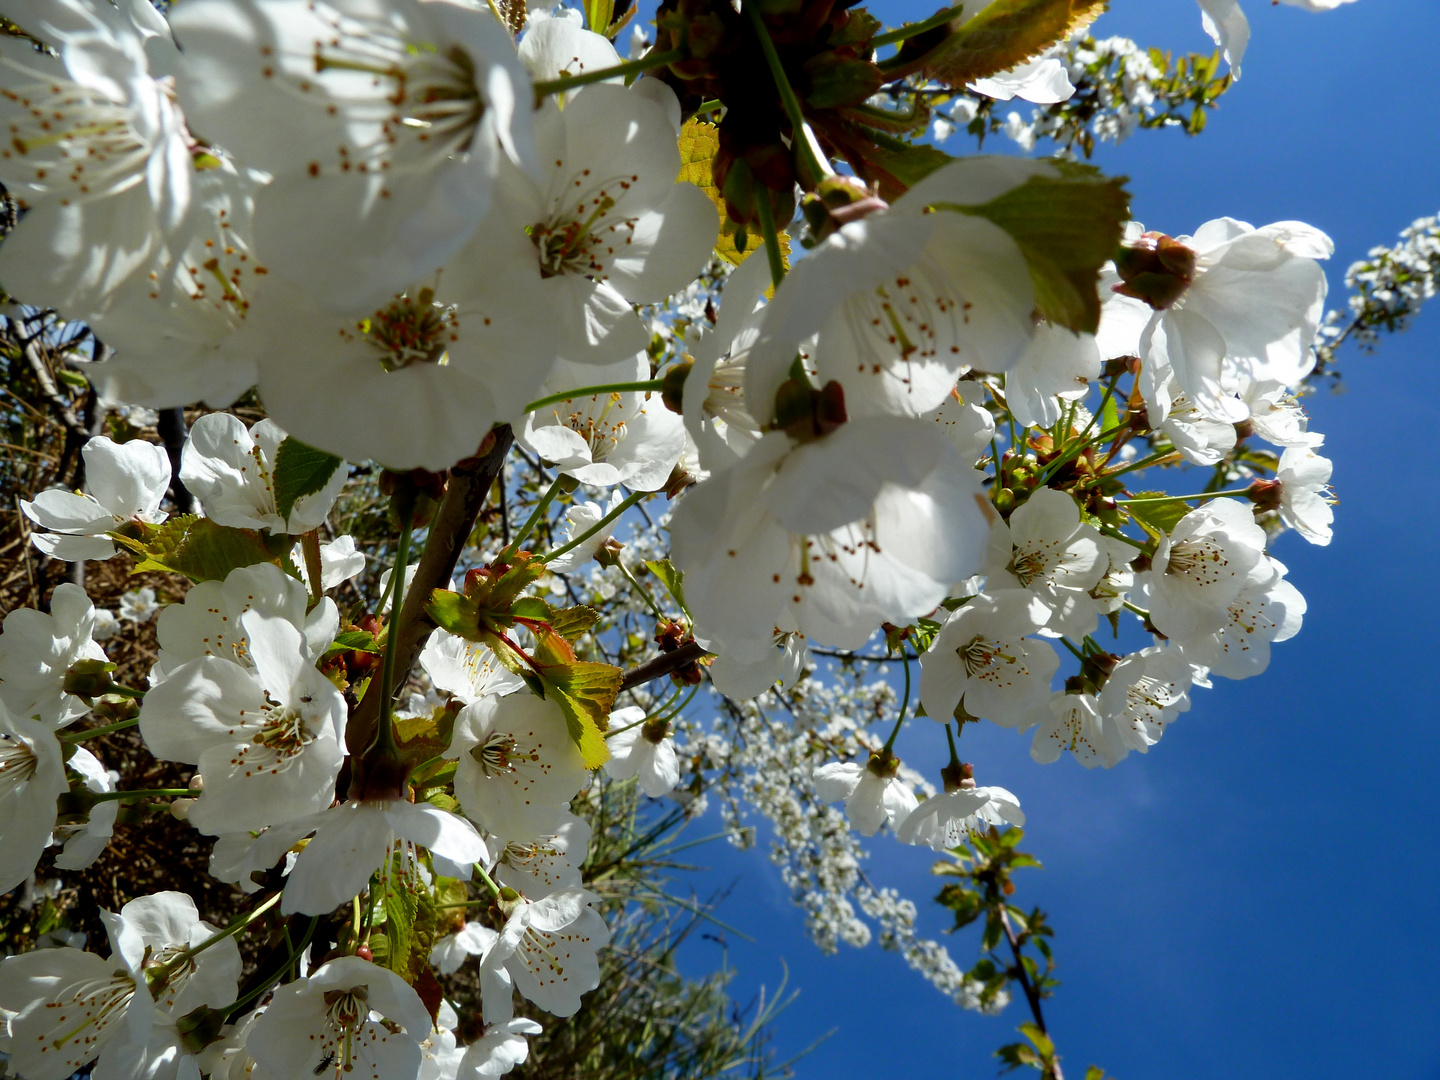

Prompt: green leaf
[942,164,1130,333]
[537,660,620,769]
[271,436,343,525]
[550,605,601,641]
[374,875,439,984]
[331,629,383,653]
[858,138,955,201]
[1123,492,1194,539]
[509,596,555,622]
[425,589,481,637]
[906,0,1109,88]
[643,559,688,614]
[113,516,283,583]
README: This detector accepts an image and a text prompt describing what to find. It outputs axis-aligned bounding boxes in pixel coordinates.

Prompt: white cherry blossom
[603,707,680,797]
[20,436,170,561]
[1028,691,1125,768]
[545,491,625,572]
[485,887,609,1017]
[919,593,1058,728]
[1098,645,1192,755]
[813,756,919,837]
[247,955,432,1080]
[0,700,68,894]
[172,0,535,309]
[494,810,592,897]
[455,1017,543,1080]
[1148,497,1267,643]
[449,692,588,841]
[181,413,347,534]
[1177,557,1305,680]
[420,628,526,705]
[0,582,109,726]
[982,487,1106,639]
[1274,445,1335,545]
[139,611,348,835]
[897,784,1024,850]
[53,747,118,872]
[431,920,497,976]
[969,57,1075,103]
[1002,324,1100,430]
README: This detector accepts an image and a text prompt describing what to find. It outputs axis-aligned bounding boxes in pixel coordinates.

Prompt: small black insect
[314,1051,337,1075]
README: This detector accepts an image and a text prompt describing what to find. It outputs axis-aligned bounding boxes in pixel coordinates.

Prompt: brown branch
[345,425,513,755]
[998,904,1063,1080]
[619,641,709,691]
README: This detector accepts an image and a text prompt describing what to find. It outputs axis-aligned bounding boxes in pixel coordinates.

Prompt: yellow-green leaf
[678,119,791,272]
[539,661,619,769]
[905,0,1108,88]
[113,516,284,583]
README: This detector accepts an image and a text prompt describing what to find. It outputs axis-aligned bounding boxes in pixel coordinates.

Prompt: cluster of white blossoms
[0,0,1359,1070]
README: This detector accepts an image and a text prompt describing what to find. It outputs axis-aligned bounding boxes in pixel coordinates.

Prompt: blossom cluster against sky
[673,3,1440,1077]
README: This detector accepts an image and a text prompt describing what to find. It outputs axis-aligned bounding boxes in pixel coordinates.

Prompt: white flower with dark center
[247,956,432,1080]
[241,207,558,471]
[1028,691,1126,768]
[20,436,170,562]
[139,610,347,835]
[744,157,1055,421]
[181,413,347,534]
[1098,646,1192,755]
[153,561,337,685]
[1148,498,1267,643]
[484,887,609,1017]
[897,784,1025,850]
[0,582,109,726]
[813,755,919,837]
[520,353,686,491]
[449,693,588,841]
[603,707,680,798]
[1274,446,1335,545]
[0,699,68,894]
[0,891,240,1080]
[0,0,191,317]
[1177,557,1305,680]
[919,593,1058,728]
[420,628,526,705]
[983,487,1106,639]
[497,81,717,367]
[670,419,991,663]
[495,810,591,897]
[172,0,535,310]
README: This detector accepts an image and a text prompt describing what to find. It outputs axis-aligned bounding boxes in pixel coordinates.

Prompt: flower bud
[595,536,626,568]
[1247,477,1283,513]
[940,760,974,793]
[62,658,116,702]
[641,717,671,745]
[1113,232,1197,310]
[661,360,692,415]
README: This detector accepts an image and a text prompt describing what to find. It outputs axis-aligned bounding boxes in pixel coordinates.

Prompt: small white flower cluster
[1317,212,1440,367]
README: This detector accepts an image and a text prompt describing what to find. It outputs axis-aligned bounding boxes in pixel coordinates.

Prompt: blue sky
[661,3,1440,1078]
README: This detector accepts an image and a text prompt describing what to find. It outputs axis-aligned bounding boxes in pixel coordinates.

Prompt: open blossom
[1177,557,1306,680]
[1001,324,1100,430]
[1274,446,1335,545]
[745,157,1048,421]
[603,707,680,797]
[139,611,348,835]
[180,413,347,534]
[1098,646,1193,757]
[0,0,191,318]
[813,756,919,837]
[247,956,433,1080]
[919,593,1059,728]
[897,784,1025,850]
[53,747,119,872]
[420,628,526,705]
[431,920,497,976]
[0,699,68,894]
[118,586,159,623]
[20,436,170,561]
[983,487,1106,639]
[1148,498,1267,643]
[1028,691,1126,768]
[0,892,240,1080]
[172,0,535,309]
[494,810,592,897]
[545,491,625,573]
[670,419,991,662]
[0,582,109,726]
[494,80,718,366]
[456,1017,543,1080]
[681,255,768,470]
[520,354,686,491]
[483,887,609,1017]
[449,693,588,841]
[153,562,337,680]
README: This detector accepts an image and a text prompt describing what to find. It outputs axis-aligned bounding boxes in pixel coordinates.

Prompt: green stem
[89,787,192,804]
[871,3,966,48]
[542,489,645,563]
[1098,526,1151,552]
[944,722,961,767]
[173,893,281,965]
[618,561,666,619]
[754,192,786,290]
[1116,488,1251,505]
[1123,600,1151,620]
[531,48,685,100]
[59,716,139,742]
[882,651,912,754]
[500,476,565,561]
[525,380,664,415]
[223,916,318,1019]
[742,2,834,184]
[1100,447,1180,482]
[106,685,145,700]
[474,863,502,898]
[1034,420,1129,486]
[371,505,415,758]
[1058,637,1086,663]
[695,98,722,113]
